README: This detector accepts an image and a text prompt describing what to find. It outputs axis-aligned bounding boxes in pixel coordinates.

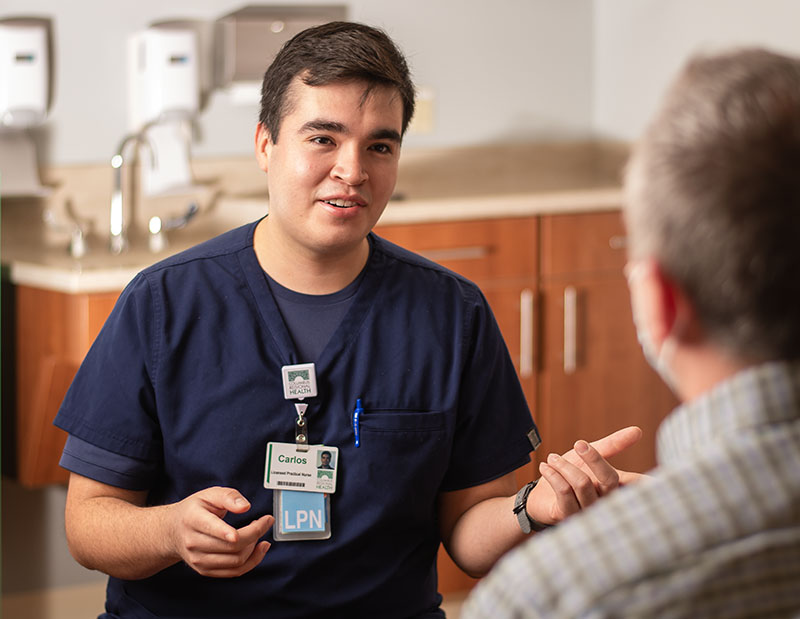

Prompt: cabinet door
[538,212,676,472]
[16,286,120,487]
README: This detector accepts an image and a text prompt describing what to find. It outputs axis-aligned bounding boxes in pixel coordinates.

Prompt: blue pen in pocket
[353,398,363,447]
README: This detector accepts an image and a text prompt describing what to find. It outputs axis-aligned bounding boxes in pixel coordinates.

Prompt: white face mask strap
[626,259,682,393]
[655,320,682,393]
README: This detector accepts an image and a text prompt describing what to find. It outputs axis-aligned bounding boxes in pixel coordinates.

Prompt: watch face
[514,482,533,512]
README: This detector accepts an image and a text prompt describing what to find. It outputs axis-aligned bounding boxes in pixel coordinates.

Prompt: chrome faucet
[109,130,155,254]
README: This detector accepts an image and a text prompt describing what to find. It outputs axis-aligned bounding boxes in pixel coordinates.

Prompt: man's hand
[527,426,645,525]
[169,487,274,578]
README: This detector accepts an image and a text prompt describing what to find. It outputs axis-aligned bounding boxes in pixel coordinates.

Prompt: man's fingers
[545,452,600,509]
[236,514,275,546]
[589,426,643,460]
[180,487,254,544]
[200,486,251,515]
[238,540,271,574]
[538,461,580,517]
[190,505,240,543]
[574,440,619,494]
[191,540,271,578]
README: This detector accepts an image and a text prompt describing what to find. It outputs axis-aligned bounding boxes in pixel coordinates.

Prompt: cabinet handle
[563,286,577,374]
[418,246,489,262]
[609,235,628,250]
[519,288,534,378]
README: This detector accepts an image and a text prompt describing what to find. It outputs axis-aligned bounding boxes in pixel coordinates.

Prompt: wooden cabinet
[536,211,677,472]
[14,286,120,487]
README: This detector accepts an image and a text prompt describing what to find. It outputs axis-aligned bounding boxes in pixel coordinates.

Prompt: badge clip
[295,403,309,452]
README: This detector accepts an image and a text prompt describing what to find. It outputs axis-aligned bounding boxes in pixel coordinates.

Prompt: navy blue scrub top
[55,220,536,618]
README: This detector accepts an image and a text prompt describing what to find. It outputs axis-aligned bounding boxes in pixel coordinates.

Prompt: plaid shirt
[461,361,800,618]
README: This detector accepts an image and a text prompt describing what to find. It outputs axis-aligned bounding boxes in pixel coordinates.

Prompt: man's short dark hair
[259,21,415,142]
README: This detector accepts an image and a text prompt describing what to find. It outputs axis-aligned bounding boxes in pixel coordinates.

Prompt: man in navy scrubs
[55,22,640,618]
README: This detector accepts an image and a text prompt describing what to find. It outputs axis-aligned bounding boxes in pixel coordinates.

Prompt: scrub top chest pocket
[352,407,451,494]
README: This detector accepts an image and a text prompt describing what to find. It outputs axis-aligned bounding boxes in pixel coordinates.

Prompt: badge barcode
[277,481,305,487]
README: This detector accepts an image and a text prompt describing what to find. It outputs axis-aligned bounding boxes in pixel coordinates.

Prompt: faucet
[109,130,155,254]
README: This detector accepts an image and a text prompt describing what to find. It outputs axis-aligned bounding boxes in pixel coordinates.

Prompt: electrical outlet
[408,86,434,135]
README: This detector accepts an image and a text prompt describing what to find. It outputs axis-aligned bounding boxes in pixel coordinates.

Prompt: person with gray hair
[462,47,800,618]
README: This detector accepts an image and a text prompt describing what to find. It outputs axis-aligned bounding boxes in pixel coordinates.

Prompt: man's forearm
[443,493,528,577]
[66,494,179,580]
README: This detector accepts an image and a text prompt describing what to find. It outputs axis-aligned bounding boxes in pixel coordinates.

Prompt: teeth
[325,199,358,208]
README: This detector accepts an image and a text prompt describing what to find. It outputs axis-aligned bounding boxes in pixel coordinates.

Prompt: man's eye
[312,136,333,145]
[371,143,392,154]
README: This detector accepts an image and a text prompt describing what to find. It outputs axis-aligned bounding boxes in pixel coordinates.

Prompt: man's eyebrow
[300,119,347,134]
[299,120,401,143]
[370,128,402,143]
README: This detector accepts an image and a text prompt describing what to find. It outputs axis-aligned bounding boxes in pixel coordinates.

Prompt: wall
[0,0,594,166]
[593,0,800,141]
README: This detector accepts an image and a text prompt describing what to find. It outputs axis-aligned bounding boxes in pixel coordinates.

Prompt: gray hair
[624,47,800,361]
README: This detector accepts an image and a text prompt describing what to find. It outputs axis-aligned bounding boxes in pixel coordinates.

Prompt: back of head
[624,48,800,362]
[259,21,415,142]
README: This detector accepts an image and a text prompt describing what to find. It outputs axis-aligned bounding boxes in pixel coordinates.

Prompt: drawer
[374,217,537,283]
[540,210,627,277]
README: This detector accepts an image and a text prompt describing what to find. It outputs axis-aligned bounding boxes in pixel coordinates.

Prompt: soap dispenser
[0,17,52,197]
[128,25,200,197]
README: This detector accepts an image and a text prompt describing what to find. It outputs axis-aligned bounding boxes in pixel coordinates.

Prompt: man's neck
[253,218,370,295]
[673,340,752,402]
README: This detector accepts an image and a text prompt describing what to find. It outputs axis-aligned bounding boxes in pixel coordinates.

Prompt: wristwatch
[513,480,552,534]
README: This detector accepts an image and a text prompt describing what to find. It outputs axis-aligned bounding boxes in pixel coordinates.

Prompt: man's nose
[331,147,368,185]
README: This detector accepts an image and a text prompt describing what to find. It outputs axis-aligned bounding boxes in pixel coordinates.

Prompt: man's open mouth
[323,199,360,208]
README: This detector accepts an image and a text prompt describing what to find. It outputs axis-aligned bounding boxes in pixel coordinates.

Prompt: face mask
[626,262,681,393]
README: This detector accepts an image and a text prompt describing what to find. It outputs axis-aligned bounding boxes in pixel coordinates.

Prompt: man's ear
[629,259,680,348]
[255,123,272,173]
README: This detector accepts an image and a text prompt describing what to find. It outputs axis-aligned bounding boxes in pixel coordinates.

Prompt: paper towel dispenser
[128,26,200,129]
[0,17,54,128]
[0,16,54,197]
[214,5,346,88]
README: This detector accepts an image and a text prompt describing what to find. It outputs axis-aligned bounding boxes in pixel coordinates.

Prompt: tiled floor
[2,582,469,618]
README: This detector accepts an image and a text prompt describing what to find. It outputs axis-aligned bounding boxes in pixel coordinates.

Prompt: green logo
[288,370,310,381]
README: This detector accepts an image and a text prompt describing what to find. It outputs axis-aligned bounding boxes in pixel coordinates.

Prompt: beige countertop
[1,142,627,294]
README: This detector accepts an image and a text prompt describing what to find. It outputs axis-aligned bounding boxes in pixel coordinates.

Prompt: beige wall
[593,0,800,140]
[0,0,594,166]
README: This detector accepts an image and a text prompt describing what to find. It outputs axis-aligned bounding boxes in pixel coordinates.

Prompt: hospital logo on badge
[282,363,318,400]
[316,470,334,492]
[288,369,309,382]
[287,370,313,396]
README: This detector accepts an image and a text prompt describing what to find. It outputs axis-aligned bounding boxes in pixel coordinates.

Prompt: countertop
[1,141,627,294]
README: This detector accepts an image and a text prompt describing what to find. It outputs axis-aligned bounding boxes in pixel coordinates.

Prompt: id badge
[265,443,338,542]
[273,490,331,541]
[264,443,339,493]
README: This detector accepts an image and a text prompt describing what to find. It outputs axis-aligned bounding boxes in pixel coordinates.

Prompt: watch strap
[513,480,552,534]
